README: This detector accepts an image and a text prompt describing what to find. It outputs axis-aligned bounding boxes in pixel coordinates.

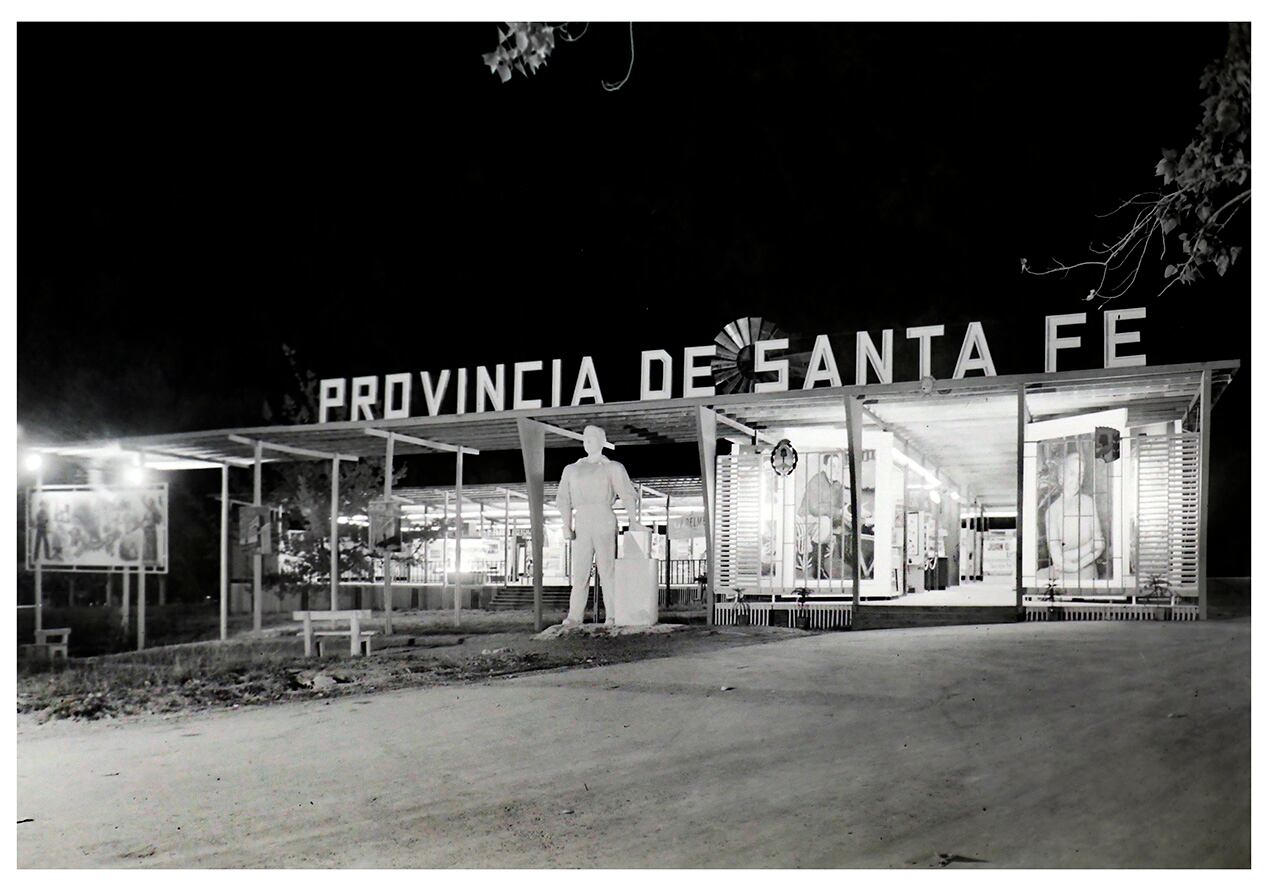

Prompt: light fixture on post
[929,489,942,505]
[23,452,44,474]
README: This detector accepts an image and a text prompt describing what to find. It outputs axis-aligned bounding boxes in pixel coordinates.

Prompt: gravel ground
[16,616,1249,867]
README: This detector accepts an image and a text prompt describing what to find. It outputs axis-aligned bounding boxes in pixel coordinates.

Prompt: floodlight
[929,489,942,504]
[23,452,44,473]
[124,465,147,485]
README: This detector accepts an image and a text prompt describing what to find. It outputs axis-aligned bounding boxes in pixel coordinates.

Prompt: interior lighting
[929,489,942,505]
[124,465,147,485]
[23,452,44,473]
[892,449,940,485]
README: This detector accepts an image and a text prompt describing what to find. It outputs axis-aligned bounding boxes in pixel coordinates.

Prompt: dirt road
[16,618,1249,868]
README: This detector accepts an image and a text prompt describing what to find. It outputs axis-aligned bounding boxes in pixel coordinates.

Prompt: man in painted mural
[555,425,641,626]
[1044,447,1106,583]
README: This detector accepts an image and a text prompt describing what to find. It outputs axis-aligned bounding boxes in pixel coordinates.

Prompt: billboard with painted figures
[26,484,168,572]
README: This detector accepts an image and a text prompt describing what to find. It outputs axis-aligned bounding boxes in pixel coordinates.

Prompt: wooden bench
[35,628,72,661]
[292,610,376,657]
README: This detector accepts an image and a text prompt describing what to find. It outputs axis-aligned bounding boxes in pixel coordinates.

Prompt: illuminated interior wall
[1022,409,1130,592]
[736,429,894,596]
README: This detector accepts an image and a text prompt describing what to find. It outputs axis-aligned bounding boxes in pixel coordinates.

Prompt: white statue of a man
[555,425,640,626]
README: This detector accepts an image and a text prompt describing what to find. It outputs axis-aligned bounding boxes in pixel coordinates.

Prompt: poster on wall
[26,484,168,572]
[792,449,875,582]
[1034,434,1114,585]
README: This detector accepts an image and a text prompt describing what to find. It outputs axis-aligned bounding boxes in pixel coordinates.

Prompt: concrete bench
[35,628,72,661]
[292,610,376,657]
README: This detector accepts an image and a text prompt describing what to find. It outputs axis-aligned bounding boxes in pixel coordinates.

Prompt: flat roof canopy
[29,361,1238,509]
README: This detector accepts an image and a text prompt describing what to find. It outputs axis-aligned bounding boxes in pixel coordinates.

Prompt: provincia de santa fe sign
[317,308,1149,424]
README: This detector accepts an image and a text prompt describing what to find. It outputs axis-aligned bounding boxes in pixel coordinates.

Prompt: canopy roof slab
[29,361,1237,509]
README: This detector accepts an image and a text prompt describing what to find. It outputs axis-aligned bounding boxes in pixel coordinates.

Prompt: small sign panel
[238,505,275,555]
[368,498,403,554]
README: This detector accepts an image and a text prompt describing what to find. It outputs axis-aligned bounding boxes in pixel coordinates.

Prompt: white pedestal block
[615,533,659,626]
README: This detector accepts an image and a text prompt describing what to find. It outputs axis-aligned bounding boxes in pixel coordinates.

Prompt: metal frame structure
[25,360,1238,644]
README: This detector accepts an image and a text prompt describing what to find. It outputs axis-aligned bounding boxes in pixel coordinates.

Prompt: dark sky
[18,23,1250,572]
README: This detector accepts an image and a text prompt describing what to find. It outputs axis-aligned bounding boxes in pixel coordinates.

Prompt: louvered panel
[713,450,763,593]
[1134,433,1201,592]
[714,453,740,590]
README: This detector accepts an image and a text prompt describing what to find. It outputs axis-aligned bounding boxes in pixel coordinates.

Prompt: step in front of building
[849,605,1021,631]
[489,586,573,611]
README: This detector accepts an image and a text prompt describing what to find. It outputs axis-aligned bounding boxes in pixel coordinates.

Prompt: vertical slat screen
[714,449,763,592]
[1134,433,1200,594]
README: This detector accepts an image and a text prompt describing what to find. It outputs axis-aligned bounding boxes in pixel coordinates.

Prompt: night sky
[18,23,1250,574]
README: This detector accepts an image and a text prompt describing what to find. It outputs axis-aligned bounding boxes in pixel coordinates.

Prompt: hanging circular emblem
[770,439,798,476]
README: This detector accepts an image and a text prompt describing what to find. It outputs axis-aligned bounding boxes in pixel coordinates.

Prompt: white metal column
[454,449,464,627]
[33,464,43,636]
[136,454,147,650]
[220,463,229,641]
[330,457,340,611]
[517,419,547,632]
[1197,368,1212,620]
[252,440,263,632]
[383,435,394,635]
[1016,383,1027,611]
[844,396,863,614]
[694,408,718,626]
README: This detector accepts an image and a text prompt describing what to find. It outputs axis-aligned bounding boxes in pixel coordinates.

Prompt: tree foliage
[481,22,634,91]
[1024,23,1249,301]
[261,345,404,597]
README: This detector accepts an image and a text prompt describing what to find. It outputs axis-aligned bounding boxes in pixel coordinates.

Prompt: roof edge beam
[228,434,360,463]
[530,420,616,450]
[713,411,779,446]
[363,427,479,456]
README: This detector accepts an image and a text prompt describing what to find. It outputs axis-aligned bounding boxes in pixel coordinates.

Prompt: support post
[137,452,147,651]
[694,407,718,626]
[503,490,511,583]
[516,419,547,632]
[664,494,672,601]
[219,463,229,641]
[454,449,464,627]
[121,566,130,632]
[330,457,340,611]
[422,506,430,585]
[253,440,263,632]
[844,396,864,615]
[33,466,43,636]
[383,435,394,636]
[442,491,449,592]
[1197,368,1212,620]
[106,570,114,608]
[1016,383,1027,612]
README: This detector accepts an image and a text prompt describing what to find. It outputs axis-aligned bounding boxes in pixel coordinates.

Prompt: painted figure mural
[1037,437,1109,583]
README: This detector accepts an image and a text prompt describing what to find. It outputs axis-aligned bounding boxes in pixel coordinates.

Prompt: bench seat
[292,610,376,657]
[34,628,71,660]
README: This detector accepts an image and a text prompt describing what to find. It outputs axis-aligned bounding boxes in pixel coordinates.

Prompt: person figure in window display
[1044,448,1106,582]
[554,425,641,626]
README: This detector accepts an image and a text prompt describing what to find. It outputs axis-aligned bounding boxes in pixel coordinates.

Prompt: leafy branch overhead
[1024,23,1249,302]
[481,22,634,91]
[482,23,558,83]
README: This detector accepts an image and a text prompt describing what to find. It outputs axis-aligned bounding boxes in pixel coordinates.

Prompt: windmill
[710,317,811,394]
